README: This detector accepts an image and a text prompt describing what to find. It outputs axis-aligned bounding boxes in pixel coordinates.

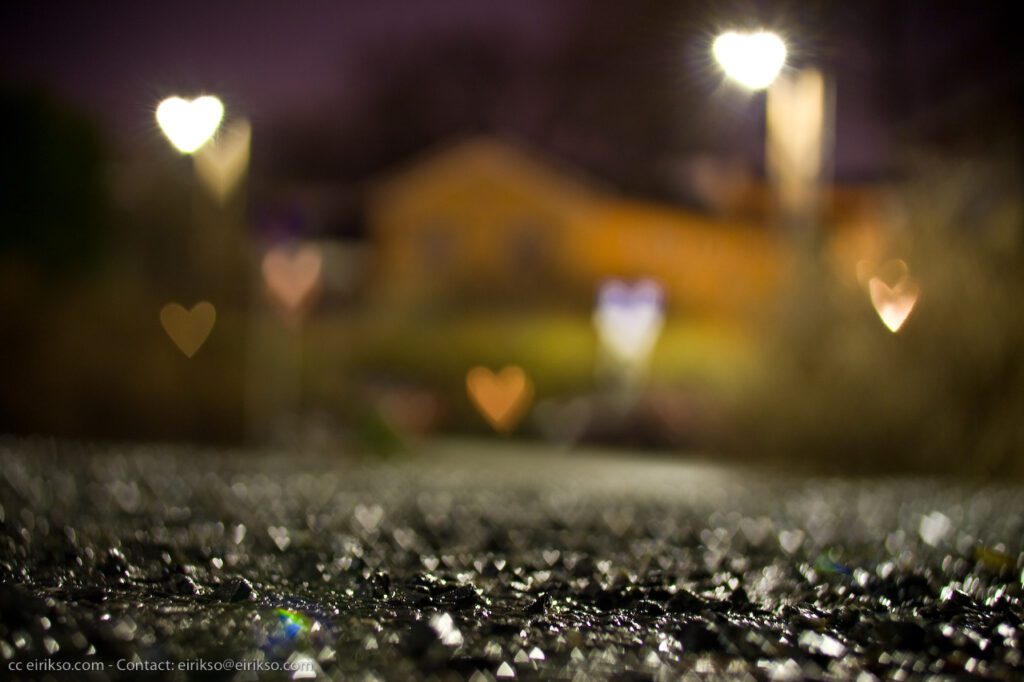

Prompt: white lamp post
[713,30,831,239]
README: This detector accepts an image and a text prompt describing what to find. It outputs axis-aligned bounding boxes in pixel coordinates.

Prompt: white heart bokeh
[713,31,787,90]
[593,279,665,367]
[156,95,224,154]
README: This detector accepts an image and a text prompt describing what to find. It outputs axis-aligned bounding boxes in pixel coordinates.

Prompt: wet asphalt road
[1,439,1023,680]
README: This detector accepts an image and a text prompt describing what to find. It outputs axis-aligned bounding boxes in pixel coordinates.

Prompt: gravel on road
[1,439,1023,680]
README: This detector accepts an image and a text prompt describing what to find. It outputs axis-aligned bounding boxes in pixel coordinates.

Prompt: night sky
[1,1,1020,197]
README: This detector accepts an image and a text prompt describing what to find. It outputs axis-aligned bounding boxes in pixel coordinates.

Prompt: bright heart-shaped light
[713,31,787,90]
[466,365,533,434]
[869,277,919,333]
[593,279,665,366]
[262,243,323,315]
[156,95,224,153]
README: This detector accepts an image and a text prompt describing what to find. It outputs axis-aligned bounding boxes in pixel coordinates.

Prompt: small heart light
[713,30,787,90]
[869,276,919,333]
[160,301,216,357]
[593,279,665,367]
[466,365,534,434]
[262,243,323,317]
[156,95,224,154]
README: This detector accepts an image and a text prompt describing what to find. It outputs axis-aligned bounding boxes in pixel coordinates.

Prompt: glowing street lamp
[713,29,829,239]
[713,30,787,90]
[155,95,224,154]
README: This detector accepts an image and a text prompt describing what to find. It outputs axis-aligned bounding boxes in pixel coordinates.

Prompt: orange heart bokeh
[466,365,534,434]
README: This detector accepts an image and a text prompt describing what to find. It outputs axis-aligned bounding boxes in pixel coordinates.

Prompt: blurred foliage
[730,154,1024,475]
[301,311,753,433]
[0,89,108,275]
[349,405,409,458]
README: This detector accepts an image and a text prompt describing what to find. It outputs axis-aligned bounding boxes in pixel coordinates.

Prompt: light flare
[156,95,224,153]
[713,31,787,90]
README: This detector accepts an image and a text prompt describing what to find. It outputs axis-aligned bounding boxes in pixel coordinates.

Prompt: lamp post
[157,94,265,442]
[713,31,831,243]
[156,96,313,445]
[155,93,235,285]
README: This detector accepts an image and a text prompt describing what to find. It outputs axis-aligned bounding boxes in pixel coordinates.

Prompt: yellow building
[368,136,597,304]
[367,136,881,318]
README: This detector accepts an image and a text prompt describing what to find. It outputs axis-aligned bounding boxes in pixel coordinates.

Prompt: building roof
[368,135,608,214]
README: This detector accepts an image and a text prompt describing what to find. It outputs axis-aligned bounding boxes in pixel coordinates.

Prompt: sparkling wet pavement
[1,440,1023,680]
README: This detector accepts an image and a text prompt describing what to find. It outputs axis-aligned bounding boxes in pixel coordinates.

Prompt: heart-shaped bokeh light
[466,365,534,434]
[713,31,787,90]
[160,301,216,357]
[860,259,919,333]
[593,279,665,367]
[156,96,224,154]
[262,243,323,316]
[869,277,919,333]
